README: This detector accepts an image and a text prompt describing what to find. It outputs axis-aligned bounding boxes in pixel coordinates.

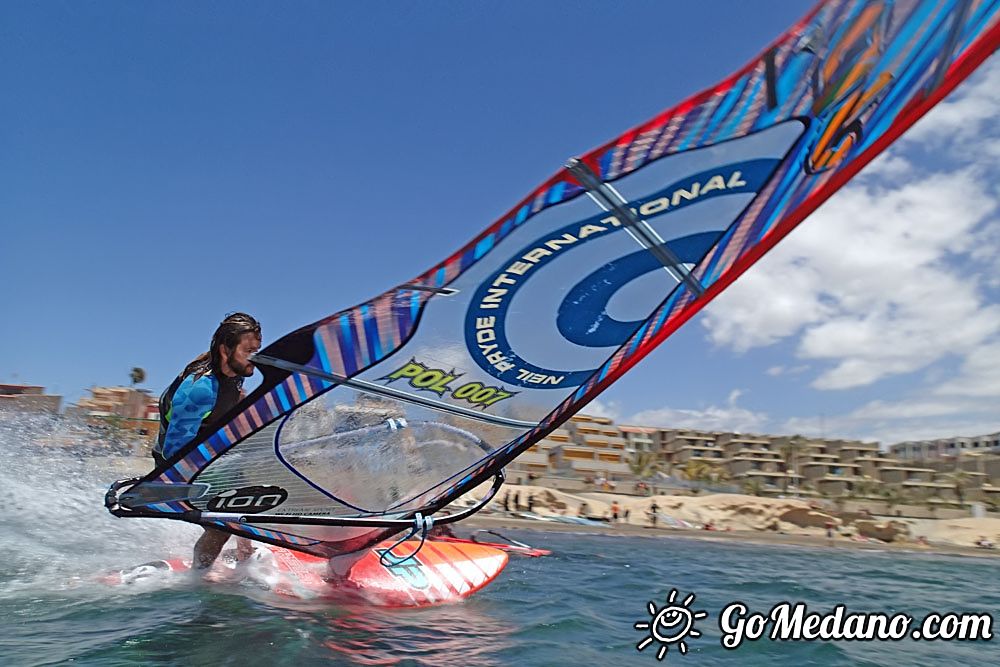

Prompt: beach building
[66,386,158,421]
[796,440,840,462]
[65,386,160,445]
[876,436,1000,505]
[505,416,633,480]
[558,415,631,478]
[798,461,864,495]
[0,384,62,413]
[890,432,1000,459]
[660,428,724,468]
[618,425,657,454]
[515,427,572,478]
[951,451,1000,480]
[723,435,800,490]
[503,411,1000,507]
[834,441,881,461]
[855,453,902,479]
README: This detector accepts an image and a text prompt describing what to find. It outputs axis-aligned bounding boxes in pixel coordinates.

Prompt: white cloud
[856,152,912,180]
[626,390,770,434]
[984,138,1000,160]
[765,364,809,377]
[780,392,1000,446]
[684,59,1000,444]
[581,399,623,422]
[903,58,1000,149]
[934,341,1000,398]
[702,67,1000,390]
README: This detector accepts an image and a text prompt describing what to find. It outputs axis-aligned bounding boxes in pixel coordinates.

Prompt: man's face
[221,333,261,378]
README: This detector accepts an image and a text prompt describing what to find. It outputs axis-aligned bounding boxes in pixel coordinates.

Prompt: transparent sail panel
[192,385,525,520]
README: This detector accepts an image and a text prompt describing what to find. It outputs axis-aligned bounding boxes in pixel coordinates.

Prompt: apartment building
[66,386,158,420]
[0,383,62,413]
[502,412,1000,502]
[64,386,160,444]
[890,433,1000,460]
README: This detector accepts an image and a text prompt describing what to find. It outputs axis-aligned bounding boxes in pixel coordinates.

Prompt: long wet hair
[183,312,262,385]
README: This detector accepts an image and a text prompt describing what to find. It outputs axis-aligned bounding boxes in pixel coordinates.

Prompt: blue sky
[2,2,997,446]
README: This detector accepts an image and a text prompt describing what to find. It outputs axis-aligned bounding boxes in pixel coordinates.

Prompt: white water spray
[0,413,201,596]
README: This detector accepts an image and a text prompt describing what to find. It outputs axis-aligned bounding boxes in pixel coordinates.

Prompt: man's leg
[235,537,254,560]
[326,549,366,583]
[193,527,231,569]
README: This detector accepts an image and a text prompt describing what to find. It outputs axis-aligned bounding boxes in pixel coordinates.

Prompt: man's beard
[229,359,255,377]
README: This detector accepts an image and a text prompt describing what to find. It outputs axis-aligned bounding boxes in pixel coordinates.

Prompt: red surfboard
[101,539,508,607]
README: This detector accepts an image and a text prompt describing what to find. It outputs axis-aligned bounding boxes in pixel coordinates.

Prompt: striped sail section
[310,289,432,377]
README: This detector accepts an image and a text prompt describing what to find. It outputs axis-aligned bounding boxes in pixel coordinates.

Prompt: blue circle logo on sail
[464,160,775,389]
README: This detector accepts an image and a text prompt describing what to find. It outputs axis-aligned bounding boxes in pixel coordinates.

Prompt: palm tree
[853,476,879,500]
[682,459,704,482]
[779,437,800,495]
[130,367,146,387]
[628,451,660,479]
[682,460,712,494]
[706,463,731,484]
[742,478,765,497]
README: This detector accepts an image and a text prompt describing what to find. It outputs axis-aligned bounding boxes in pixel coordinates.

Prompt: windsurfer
[153,312,262,569]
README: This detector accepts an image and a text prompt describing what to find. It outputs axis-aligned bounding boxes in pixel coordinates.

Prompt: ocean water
[1,416,997,666]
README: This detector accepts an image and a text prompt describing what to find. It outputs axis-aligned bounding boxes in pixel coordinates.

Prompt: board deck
[432,535,551,557]
[101,539,508,607]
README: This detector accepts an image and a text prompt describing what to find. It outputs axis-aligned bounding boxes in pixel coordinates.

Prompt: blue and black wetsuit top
[153,369,242,463]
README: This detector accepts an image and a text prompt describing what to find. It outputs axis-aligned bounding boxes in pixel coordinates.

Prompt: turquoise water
[2,418,997,666]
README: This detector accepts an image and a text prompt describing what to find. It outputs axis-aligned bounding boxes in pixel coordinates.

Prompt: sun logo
[634,588,708,661]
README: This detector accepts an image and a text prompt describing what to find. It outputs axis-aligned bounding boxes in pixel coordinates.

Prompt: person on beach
[428,523,456,539]
[153,312,261,570]
[648,500,659,527]
[611,501,620,522]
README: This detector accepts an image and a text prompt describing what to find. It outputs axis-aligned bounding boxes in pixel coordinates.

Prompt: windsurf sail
[107,0,1000,559]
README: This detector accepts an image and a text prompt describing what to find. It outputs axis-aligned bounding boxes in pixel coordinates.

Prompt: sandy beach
[458,482,1000,560]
